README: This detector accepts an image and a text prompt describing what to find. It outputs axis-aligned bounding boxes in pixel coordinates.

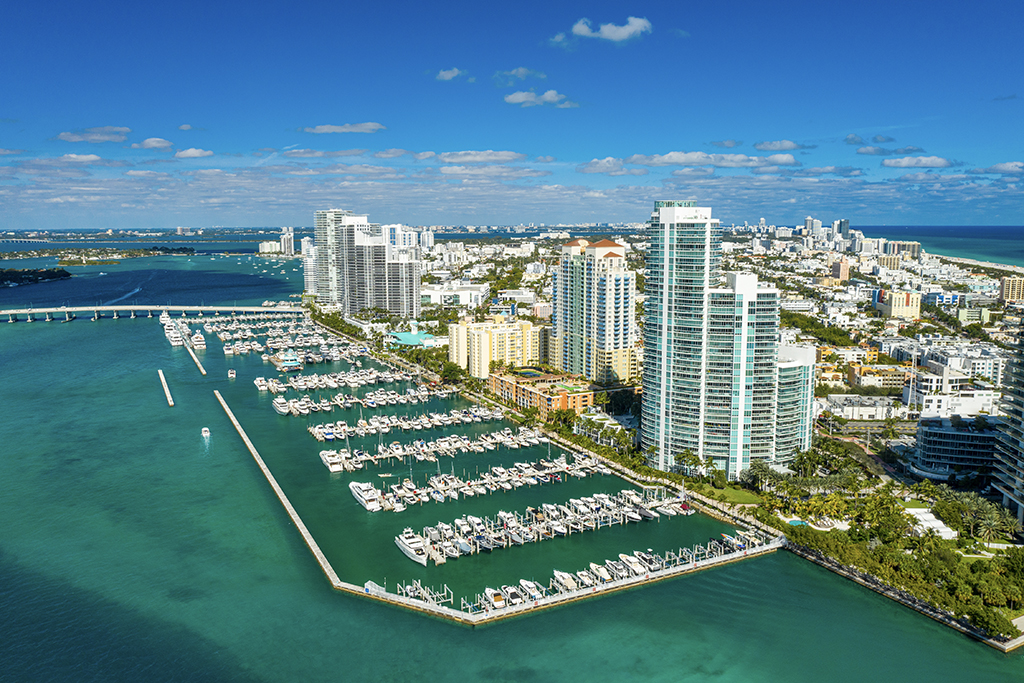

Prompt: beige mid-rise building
[1000,276,1024,303]
[876,290,921,320]
[448,316,546,379]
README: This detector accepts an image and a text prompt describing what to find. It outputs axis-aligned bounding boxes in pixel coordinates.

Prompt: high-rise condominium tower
[641,201,786,480]
[313,209,420,319]
[996,332,1024,524]
[551,239,638,383]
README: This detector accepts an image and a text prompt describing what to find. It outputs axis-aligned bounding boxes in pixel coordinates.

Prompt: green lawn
[714,487,762,505]
[899,499,930,509]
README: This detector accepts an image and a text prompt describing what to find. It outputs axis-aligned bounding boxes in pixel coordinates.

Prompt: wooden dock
[158,370,174,406]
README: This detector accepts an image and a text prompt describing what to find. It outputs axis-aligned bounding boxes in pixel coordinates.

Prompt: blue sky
[1,0,1022,229]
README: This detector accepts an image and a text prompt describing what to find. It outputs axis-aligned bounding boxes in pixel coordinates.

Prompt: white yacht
[519,579,542,601]
[553,570,577,592]
[619,553,646,575]
[395,528,428,566]
[348,481,383,512]
[201,427,210,438]
[272,397,290,415]
[589,562,612,583]
[484,587,506,609]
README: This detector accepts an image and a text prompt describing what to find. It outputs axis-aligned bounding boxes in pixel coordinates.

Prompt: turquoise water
[861,225,1024,269]
[2,256,1024,680]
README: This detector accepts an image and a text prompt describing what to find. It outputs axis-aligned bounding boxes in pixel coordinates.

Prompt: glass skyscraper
[641,201,786,480]
[995,332,1024,524]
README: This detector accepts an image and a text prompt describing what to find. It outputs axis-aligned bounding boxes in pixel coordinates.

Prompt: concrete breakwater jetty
[215,389,783,625]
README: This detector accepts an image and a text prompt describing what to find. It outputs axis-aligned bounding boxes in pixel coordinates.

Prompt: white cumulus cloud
[571,16,652,42]
[0,148,25,155]
[753,140,815,151]
[710,139,741,148]
[438,165,550,179]
[845,134,865,145]
[175,148,214,159]
[61,153,102,162]
[494,67,545,86]
[576,157,647,176]
[56,126,130,143]
[125,170,170,178]
[436,68,463,81]
[131,137,173,149]
[303,123,386,134]
[437,150,526,164]
[374,149,409,158]
[179,124,192,131]
[976,161,1023,174]
[282,148,366,158]
[881,156,953,168]
[624,151,799,168]
[504,89,577,108]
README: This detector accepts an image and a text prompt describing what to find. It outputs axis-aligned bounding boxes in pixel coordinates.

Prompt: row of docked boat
[480,550,670,609]
[346,454,612,511]
[223,339,265,355]
[273,369,412,392]
[307,408,505,442]
[394,490,687,564]
[160,316,206,350]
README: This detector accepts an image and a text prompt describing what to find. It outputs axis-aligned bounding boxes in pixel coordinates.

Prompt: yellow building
[876,290,921,320]
[448,316,546,379]
[1000,276,1024,302]
[847,363,911,389]
[877,254,901,270]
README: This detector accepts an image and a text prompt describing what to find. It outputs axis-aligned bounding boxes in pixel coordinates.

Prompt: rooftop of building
[918,415,1003,433]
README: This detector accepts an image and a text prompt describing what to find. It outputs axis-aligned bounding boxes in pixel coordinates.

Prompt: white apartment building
[904,366,1000,418]
[314,209,421,318]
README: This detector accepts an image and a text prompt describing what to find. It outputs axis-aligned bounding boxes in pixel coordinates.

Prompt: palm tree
[979,510,1003,547]
[747,459,773,492]
[998,508,1023,538]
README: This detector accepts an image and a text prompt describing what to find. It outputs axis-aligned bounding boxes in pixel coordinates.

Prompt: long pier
[216,390,781,626]
[3,304,302,323]
[158,370,174,406]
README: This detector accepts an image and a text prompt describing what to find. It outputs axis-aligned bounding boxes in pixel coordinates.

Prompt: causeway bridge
[2,304,303,323]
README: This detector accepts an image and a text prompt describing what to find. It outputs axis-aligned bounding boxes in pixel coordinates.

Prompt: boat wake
[102,286,143,306]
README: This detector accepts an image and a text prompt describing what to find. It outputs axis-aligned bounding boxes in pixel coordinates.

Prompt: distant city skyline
[1,0,1022,229]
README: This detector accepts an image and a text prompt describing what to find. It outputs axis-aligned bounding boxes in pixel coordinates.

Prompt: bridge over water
[2,304,304,322]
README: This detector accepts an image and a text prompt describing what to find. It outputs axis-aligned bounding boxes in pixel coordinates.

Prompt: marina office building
[313,209,421,319]
[640,201,813,481]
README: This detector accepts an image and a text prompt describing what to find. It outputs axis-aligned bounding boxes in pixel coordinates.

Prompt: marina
[191,312,787,624]
[219,384,783,625]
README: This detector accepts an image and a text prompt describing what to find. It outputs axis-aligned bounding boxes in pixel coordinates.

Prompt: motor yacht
[394,528,428,566]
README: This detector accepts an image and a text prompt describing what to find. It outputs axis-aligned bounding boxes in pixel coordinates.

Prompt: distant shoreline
[931,253,1024,275]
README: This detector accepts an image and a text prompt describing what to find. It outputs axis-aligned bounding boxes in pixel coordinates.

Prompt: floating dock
[158,370,174,406]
